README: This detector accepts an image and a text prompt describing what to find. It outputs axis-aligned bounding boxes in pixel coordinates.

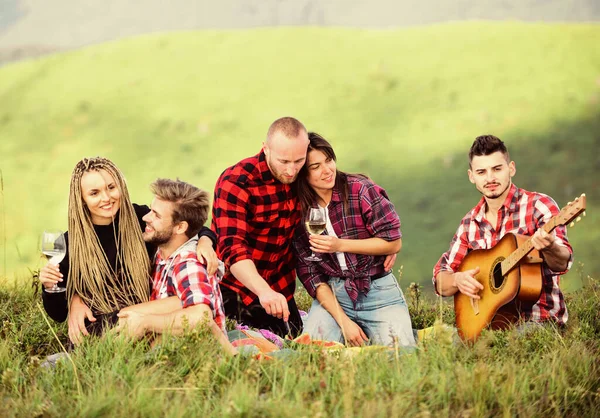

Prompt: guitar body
[454,233,542,342]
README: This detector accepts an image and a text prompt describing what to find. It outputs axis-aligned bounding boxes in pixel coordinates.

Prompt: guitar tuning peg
[570,222,575,228]
[583,211,587,217]
[567,201,572,205]
[576,217,582,222]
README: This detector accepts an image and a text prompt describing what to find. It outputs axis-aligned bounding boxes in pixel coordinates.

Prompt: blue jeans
[304,273,416,347]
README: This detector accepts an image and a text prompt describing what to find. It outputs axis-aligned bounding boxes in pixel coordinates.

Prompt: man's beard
[481,180,511,199]
[144,229,173,246]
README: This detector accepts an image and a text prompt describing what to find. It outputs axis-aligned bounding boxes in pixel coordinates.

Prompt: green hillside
[0,23,599,292]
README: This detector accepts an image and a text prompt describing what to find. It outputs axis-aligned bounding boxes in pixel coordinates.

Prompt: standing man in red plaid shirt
[433,135,573,326]
[117,179,236,355]
[211,117,310,337]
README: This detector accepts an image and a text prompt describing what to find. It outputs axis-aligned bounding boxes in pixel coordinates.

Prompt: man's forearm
[230,259,272,297]
[144,304,211,334]
[144,305,237,356]
[542,244,571,272]
[435,271,459,296]
[121,296,181,315]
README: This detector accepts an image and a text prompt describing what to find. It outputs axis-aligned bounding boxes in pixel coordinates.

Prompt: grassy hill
[0,22,599,292]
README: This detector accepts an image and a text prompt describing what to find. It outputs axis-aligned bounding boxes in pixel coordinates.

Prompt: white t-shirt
[323,204,348,271]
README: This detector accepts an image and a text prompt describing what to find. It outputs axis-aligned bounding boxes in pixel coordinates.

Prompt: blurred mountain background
[1,0,599,64]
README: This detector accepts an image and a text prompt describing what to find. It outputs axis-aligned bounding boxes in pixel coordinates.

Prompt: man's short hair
[150,178,210,238]
[469,135,510,166]
[266,117,307,142]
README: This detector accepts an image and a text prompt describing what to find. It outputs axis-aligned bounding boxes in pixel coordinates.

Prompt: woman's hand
[197,236,218,276]
[39,262,63,289]
[68,294,96,345]
[341,317,369,347]
[309,235,343,253]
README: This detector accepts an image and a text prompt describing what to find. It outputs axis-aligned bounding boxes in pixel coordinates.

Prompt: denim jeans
[304,273,416,347]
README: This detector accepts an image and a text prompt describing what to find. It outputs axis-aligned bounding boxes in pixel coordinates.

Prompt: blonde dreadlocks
[67,157,150,314]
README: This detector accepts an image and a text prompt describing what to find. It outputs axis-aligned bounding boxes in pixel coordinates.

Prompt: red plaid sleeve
[173,260,215,310]
[533,194,573,275]
[432,218,472,294]
[211,177,253,267]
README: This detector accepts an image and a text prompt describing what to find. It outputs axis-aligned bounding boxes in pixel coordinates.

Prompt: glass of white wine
[305,207,326,262]
[41,230,67,294]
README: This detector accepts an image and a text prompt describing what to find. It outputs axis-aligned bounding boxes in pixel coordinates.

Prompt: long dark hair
[296,132,350,216]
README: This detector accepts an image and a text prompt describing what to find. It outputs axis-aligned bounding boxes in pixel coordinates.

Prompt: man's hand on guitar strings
[454,267,484,299]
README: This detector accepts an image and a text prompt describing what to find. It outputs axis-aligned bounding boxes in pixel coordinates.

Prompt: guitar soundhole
[489,257,506,294]
[493,263,504,289]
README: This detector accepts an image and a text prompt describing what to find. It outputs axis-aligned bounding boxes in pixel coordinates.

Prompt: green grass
[0,22,599,289]
[1,273,599,417]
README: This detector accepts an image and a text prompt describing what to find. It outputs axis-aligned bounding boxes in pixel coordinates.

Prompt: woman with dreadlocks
[39,157,217,344]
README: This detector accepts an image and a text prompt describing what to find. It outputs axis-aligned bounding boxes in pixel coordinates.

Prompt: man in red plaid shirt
[117,179,235,355]
[211,117,310,337]
[433,135,573,326]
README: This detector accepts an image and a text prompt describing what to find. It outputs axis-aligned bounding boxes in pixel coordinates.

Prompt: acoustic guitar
[454,194,586,343]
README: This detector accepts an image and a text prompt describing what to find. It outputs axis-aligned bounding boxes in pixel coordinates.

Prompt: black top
[42,203,217,332]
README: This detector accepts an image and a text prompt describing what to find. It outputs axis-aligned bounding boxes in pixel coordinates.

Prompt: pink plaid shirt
[294,174,401,303]
[150,238,226,333]
[433,184,573,325]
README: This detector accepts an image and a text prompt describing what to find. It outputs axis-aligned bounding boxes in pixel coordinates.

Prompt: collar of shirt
[257,150,278,184]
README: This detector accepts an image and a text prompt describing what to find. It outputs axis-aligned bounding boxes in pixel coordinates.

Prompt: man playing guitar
[433,135,573,328]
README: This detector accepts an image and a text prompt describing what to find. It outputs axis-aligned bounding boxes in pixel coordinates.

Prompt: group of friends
[38,117,573,355]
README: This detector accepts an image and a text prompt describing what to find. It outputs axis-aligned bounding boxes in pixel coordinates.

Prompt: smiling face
[306,149,337,193]
[142,197,179,246]
[80,169,121,225]
[468,151,516,201]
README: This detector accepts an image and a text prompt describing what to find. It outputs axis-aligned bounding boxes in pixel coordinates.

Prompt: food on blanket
[291,334,344,349]
[240,329,280,353]
[231,338,258,347]
[310,340,345,349]
[292,334,312,344]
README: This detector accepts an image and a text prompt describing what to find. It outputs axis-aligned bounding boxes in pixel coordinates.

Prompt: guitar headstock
[558,194,587,228]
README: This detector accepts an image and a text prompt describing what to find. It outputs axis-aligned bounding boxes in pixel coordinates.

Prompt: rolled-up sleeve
[360,181,401,242]
[534,196,574,275]
[173,260,216,310]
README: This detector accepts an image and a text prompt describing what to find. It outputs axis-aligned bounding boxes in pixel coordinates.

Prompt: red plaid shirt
[150,239,226,333]
[294,174,402,304]
[211,151,300,305]
[433,184,573,325]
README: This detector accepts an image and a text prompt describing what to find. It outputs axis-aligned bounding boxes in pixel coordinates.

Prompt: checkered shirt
[294,174,402,304]
[433,184,573,325]
[150,238,226,333]
[211,150,300,305]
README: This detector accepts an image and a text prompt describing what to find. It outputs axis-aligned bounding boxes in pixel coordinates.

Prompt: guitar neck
[500,219,559,275]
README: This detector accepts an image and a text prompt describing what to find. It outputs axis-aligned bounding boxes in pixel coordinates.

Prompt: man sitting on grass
[115,178,236,355]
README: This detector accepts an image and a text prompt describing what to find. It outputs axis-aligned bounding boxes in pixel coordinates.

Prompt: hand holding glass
[41,230,67,293]
[305,207,327,262]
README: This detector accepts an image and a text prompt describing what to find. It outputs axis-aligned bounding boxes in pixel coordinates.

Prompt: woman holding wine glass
[38,157,217,345]
[293,133,415,348]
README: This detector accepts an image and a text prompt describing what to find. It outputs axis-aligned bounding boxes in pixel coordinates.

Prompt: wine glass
[304,207,327,262]
[41,230,67,293]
